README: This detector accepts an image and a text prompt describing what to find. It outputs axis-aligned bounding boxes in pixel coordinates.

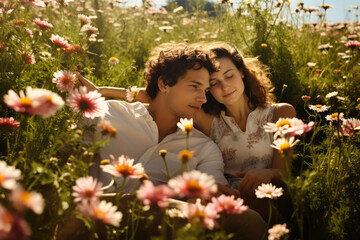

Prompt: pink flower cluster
[0,117,20,129]
[264,117,314,139]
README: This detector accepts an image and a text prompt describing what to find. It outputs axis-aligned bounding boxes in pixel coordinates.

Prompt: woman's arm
[76,72,151,103]
[193,109,215,136]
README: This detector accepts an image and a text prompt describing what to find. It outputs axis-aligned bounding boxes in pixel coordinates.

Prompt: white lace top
[210,105,276,189]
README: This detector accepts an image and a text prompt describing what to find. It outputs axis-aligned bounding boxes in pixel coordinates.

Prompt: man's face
[164,67,209,119]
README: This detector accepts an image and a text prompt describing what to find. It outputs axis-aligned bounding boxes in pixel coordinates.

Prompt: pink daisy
[341,118,360,137]
[0,117,20,129]
[72,176,103,202]
[268,223,290,240]
[182,199,219,230]
[168,170,217,199]
[52,70,76,92]
[0,161,21,190]
[101,155,144,179]
[50,34,71,49]
[77,199,122,227]
[264,118,313,138]
[8,186,44,214]
[0,205,31,239]
[209,194,248,215]
[18,50,35,65]
[81,24,98,37]
[34,18,53,29]
[136,181,173,208]
[19,0,45,8]
[344,40,360,50]
[66,86,108,119]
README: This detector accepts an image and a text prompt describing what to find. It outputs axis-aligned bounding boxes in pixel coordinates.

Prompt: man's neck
[147,98,179,143]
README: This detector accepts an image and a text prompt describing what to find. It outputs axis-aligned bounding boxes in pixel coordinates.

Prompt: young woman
[77,41,296,221]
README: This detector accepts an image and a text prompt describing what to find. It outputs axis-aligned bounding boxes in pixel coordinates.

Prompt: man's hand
[215,183,240,198]
[236,169,274,198]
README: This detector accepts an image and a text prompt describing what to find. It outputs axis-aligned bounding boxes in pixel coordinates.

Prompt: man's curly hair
[144,42,217,100]
[199,41,275,115]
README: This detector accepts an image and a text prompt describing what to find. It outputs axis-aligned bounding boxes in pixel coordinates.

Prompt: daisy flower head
[33,18,53,29]
[271,136,300,153]
[319,4,333,11]
[341,118,360,137]
[159,149,167,158]
[50,34,71,49]
[136,181,173,208]
[309,104,329,112]
[18,50,35,65]
[0,161,21,190]
[325,112,344,122]
[101,155,145,179]
[268,223,290,240]
[72,176,103,203]
[99,120,117,138]
[19,0,45,8]
[0,205,31,239]
[301,95,311,101]
[209,194,248,215]
[344,40,360,50]
[66,86,108,119]
[281,118,314,137]
[77,14,92,25]
[182,198,219,230]
[108,57,119,65]
[9,186,44,214]
[306,62,316,68]
[178,149,194,164]
[126,86,139,102]
[325,91,338,99]
[0,117,20,129]
[168,170,217,199]
[255,183,283,199]
[81,24,98,37]
[52,70,76,92]
[166,208,185,218]
[177,118,193,134]
[77,199,122,227]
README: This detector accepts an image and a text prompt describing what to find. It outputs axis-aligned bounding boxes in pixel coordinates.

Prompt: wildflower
[173,6,183,13]
[52,70,76,92]
[139,173,149,184]
[126,86,139,102]
[26,28,33,38]
[81,24,98,37]
[261,43,267,48]
[309,104,329,112]
[18,51,35,65]
[182,198,219,230]
[136,181,173,208]
[177,118,193,134]
[306,62,316,68]
[168,170,217,199]
[159,26,173,32]
[325,112,344,122]
[166,208,185,218]
[78,200,122,227]
[325,91,338,98]
[255,183,283,199]
[209,194,248,214]
[101,155,145,179]
[270,136,299,152]
[4,87,64,118]
[0,161,21,190]
[77,14,92,25]
[319,4,333,11]
[0,205,31,239]
[19,0,45,7]
[33,18,53,29]
[108,57,119,65]
[301,95,310,101]
[159,149,167,158]
[344,40,360,50]
[99,120,117,138]
[0,117,20,129]
[66,86,108,119]
[342,118,360,136]
[72,176,103,202]
[9,186,44,214]
[64,44,84,55]
[318,43,333,50]
[178,150,194,164]
[50,34,71,49]
[268,223,290,240]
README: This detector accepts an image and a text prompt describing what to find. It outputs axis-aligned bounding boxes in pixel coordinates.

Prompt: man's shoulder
[106,100,147,116]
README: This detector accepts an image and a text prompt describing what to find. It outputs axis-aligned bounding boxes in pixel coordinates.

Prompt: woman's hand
[236,169,274,199]
[75,72,100,92]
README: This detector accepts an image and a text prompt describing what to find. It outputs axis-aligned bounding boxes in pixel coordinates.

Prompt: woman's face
[209,57,245,107]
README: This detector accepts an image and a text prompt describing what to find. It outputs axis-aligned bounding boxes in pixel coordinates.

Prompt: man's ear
[158,76,168,93]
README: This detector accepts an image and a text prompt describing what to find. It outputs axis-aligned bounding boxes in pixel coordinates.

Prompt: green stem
[161,155,170,180]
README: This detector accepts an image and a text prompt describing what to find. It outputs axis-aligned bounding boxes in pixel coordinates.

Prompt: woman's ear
[158,76,168,93]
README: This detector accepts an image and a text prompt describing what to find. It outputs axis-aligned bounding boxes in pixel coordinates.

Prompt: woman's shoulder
[271,103,296,122]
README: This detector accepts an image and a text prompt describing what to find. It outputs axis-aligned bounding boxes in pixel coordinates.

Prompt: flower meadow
[0,0,360,239]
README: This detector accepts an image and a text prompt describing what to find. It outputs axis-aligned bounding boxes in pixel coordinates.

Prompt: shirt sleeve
[209,116,227,144]
[195,139,228,185]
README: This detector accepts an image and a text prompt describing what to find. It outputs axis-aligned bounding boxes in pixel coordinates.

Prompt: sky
[124,0,360,23]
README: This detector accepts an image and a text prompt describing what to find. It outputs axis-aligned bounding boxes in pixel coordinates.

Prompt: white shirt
[83,100,228,193]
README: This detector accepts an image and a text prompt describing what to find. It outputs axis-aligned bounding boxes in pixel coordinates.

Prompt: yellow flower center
[84,190,94,198]
[276,120,291,128]
[192,210,205,219]
[46,95,54,103]
[94,209,106,219]
[100,159,110,165]
[186,180,201,193]
[280,142,291,151]
[330,113,338,119]
[0,174,4,183]
[179,150,193,163]
[315,104,323,108]
[20,191,31,203]
[115,163,133,177]
[20,97,32,107]
[109,57,117,62]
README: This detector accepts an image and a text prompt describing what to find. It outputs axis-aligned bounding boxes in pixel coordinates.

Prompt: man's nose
[197,90,207,104]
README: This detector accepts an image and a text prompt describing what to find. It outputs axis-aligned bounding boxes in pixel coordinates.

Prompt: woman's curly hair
[200,41,275,115]
[144,42,217,100]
